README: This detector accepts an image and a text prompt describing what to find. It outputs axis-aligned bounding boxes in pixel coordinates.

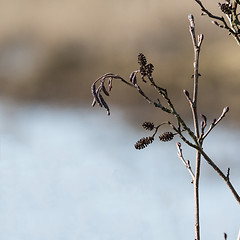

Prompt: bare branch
[183,89,193,105]
[188,15,203,240]
[196,146,240,204]
[176,142,195,181]
[193,0,240,45]
[202,106,229,140]
[188,14,203,139]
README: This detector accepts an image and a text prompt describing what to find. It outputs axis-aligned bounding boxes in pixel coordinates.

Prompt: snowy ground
[0,103,239,240]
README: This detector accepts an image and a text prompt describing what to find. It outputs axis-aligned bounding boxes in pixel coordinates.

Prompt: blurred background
[0,0,240,121]
[0,0,239,239]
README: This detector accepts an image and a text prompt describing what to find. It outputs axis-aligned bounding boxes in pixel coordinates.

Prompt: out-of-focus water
[0,102,239,240]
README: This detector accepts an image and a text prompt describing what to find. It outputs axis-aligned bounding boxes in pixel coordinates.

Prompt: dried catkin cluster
[135,136,154,150]
[137,53,147,66]
[134,122,176,150]
[137,53,154,81]
[142,122,155,131]
[159,132,174,142]
[219,2,232,14]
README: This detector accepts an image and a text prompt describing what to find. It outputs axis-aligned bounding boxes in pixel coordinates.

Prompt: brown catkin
[159,132,174,142]
[146,63,154,75]
[135,136,154,150]
[220,3,232,14]
[142,122,155,131]
[138,53,147,66]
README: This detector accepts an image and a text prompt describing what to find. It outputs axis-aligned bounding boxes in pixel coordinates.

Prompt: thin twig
[202,106,229,140]
[188,14,203,139]
[176,142,195,181]
[188,14,202,240]
[194,0,240,45]
[196,146,240,204]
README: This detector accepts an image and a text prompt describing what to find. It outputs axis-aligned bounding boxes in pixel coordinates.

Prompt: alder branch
[194,0,240,45]
[91,16,240,208]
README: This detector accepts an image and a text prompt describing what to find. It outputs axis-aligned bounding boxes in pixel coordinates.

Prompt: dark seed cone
[138,53,147,66]
[140,66,147,78]
[159,132,174,142]
[146,63,154,75]
[142,122,155,131]
[135,136,154,150]
[220,3,232,14]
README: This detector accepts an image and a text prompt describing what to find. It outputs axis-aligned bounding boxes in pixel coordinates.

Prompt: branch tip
[188,14,195,27]
[198,34,204,47]
[184,89,190,98]
[223,106,230,114]
[227,168,230,179]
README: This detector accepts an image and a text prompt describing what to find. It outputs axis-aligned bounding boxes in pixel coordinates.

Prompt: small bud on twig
[188,14,195,28]
[212,21,224,28]
[184,89,193,104]
[176,142,195,181]
[223,106,229,114]
[212,20,220,26]
[201,114,207,122]
[199,114,207,141]
[202,106,230,140]
[197,34,204,47]
[184,89,190,98]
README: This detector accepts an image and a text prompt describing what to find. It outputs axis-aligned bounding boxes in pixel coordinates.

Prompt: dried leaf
[101,82,109,96]
[108,78,113,91]
[91,84,102,107]
[91,99,96,107]
[129,72,137,85]
[99,93,110,115]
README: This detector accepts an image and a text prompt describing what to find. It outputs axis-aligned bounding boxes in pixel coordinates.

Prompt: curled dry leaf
[99,94,110,115]
[101,82,109,96]
[129,72,137,85]
[91,84,102,107]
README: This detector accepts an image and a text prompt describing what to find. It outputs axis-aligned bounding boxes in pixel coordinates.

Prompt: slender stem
[189,15,202,139]
[202,106,229,141]
[194,151,201,240]
[196,147,240,204]
[188,14,203,240]
[176,142,195,181]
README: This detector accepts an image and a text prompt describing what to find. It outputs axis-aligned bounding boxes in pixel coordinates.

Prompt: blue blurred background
[0,0,239,239]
